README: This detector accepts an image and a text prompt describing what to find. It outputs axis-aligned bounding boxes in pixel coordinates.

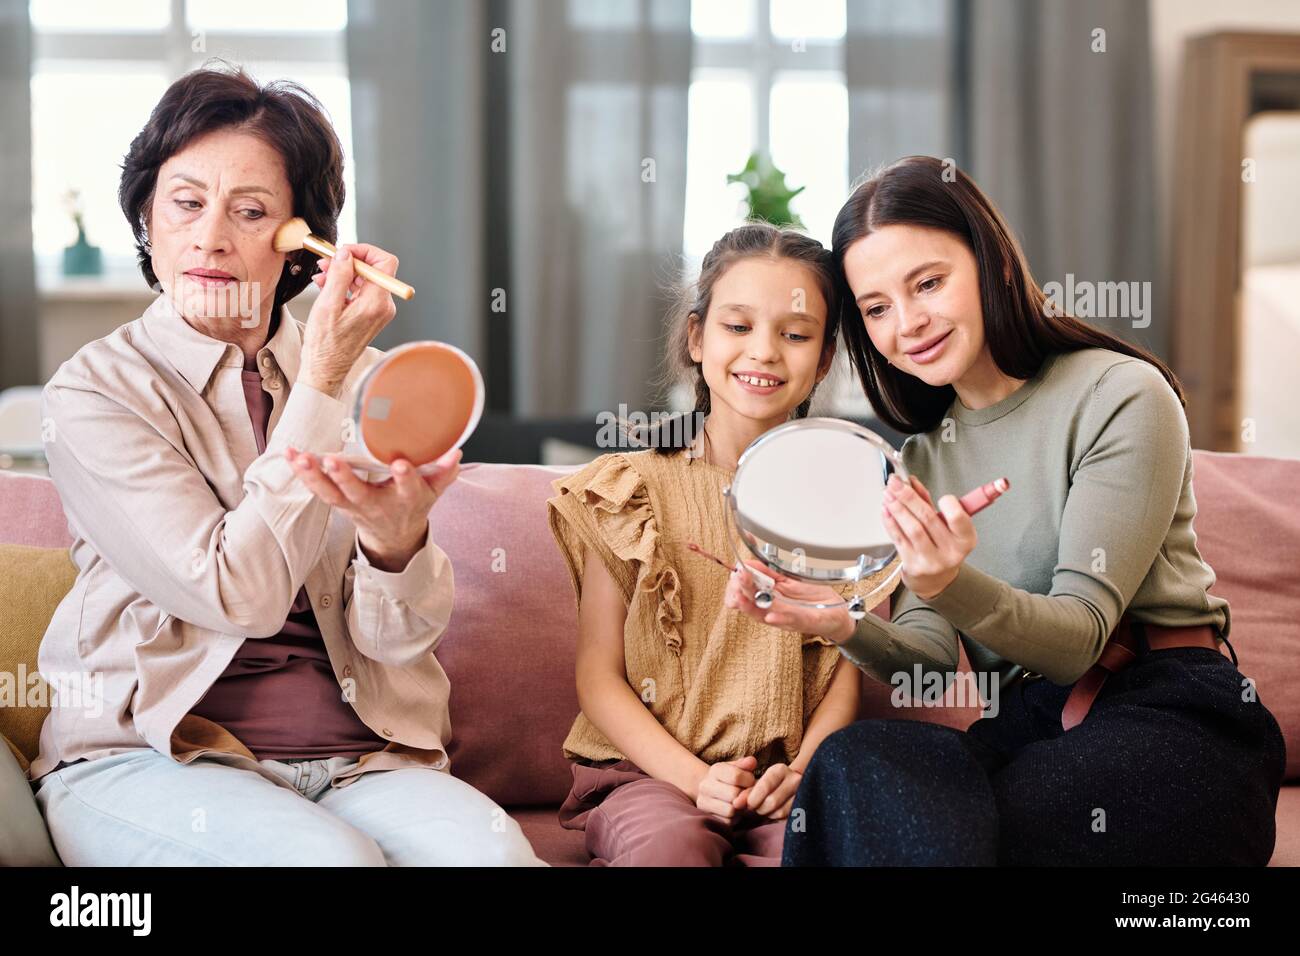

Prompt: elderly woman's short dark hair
[119,61,345,310]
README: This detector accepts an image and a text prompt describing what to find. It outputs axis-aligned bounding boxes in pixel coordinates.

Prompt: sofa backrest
[3,450,1298,805]
[1179,452,1300,779]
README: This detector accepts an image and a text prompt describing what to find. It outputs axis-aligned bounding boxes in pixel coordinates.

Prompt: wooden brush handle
[301,233,415,301]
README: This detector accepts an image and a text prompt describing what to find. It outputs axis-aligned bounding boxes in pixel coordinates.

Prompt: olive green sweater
[838,347,1229,688]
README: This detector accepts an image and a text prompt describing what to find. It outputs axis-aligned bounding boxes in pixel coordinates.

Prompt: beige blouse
[29,294,456,792]
[547,445,898,773]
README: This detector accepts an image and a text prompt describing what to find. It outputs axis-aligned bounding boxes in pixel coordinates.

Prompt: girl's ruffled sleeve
[546,454,683,653]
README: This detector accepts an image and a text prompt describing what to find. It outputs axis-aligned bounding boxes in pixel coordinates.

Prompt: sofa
[2,451,1297,866]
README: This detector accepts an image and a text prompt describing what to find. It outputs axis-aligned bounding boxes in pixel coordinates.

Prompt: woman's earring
[289,263,302,275]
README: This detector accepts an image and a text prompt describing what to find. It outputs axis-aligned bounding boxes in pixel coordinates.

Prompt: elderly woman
[28,65,543,866]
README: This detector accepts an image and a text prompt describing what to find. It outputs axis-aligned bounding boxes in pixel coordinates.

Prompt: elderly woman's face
[149,127,294,336]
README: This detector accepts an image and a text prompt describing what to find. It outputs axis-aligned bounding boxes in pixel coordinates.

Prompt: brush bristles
[272,216,312,253]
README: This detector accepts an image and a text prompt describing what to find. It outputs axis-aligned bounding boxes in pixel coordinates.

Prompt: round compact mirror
[340,341,484,477]
[723,417,904,620]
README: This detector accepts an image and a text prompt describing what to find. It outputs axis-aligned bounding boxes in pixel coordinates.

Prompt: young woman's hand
[733,763,801,820]
[724,559,855,645]
[881,474,976,600]
[694,756,758,820]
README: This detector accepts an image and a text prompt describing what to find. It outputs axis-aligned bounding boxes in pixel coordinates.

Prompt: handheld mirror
[723,417,904,619]
[341,341,484,477]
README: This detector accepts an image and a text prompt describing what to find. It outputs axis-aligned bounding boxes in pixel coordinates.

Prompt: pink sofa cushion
[1187,451,1300,780]
[428,463,978,807]
[5,447,1295,806]
[426,463,582,806]
[0,474,72,549]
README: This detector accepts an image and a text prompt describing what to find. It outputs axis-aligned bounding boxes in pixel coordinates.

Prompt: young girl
[546,223,898,866]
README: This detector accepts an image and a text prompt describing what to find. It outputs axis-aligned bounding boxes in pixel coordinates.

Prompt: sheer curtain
[347,0,692,416]
[845,0,1161,355]
[0,0,38,389]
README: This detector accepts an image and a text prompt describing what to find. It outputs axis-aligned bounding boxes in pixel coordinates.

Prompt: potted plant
[62,188,103,276]
[727,152,805,228]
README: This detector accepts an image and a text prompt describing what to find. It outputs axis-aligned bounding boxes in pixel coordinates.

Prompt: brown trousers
[558,759,786,866]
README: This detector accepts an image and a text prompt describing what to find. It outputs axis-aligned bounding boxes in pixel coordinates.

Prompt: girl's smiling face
[148,127,294,335]
[841,223,985,388]
[687,255,833,425]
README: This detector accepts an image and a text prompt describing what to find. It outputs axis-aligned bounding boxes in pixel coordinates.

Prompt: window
[683,0,848,259]
[29,0,354,283]
[682,0,868,416]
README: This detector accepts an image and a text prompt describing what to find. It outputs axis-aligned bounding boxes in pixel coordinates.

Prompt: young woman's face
[841,224,985,388]
[148,128,294,335]
[688,255,833,422]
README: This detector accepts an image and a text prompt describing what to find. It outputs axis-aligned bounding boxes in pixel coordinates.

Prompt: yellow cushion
[0,544,77,768]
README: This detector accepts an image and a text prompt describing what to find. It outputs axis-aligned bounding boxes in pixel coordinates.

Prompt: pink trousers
[558,758,785,866]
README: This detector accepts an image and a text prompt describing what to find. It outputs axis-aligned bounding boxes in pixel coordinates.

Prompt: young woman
[546,223,896,866]
[730,156,1286,866]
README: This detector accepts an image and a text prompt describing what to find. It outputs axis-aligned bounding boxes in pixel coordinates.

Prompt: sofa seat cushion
[0,544,77,768]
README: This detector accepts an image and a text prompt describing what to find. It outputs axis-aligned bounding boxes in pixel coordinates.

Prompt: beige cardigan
[29,295,455,792]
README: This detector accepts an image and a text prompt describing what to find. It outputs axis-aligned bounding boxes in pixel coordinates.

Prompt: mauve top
[186,362,388,761]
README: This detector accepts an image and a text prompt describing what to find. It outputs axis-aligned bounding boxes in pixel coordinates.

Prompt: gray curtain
[846,0,959,181]
[344,0,485,360]
[0,0,38,389]
[846,0,1161,356]
[347,0,692,416]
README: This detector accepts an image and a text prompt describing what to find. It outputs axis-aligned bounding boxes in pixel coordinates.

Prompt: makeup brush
[687,542,777,589]
[272,217,415,301]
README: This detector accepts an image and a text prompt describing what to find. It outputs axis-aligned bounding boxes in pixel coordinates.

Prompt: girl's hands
[285,446,462,572]
[881,474,976,600]
[724,558,856,645]
[694,756,758,820]
[733,763,801,820]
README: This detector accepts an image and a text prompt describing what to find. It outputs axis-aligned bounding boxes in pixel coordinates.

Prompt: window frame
[30,0,350,290]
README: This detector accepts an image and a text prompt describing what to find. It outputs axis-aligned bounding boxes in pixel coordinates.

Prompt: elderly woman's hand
[285,446,462,571]
[297,242,399,399]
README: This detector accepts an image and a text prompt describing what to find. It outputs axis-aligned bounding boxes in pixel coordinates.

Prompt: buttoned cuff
[352,522,445,605]
[923,563,1004,634]
[265,380,349,459]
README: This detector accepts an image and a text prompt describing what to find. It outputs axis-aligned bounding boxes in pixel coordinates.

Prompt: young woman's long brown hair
[832,155,1183,435]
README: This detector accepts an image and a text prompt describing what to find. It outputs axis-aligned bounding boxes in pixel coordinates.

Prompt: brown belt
[1059,615,1225,731]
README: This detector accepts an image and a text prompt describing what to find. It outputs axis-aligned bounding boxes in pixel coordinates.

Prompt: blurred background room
[1,0,1298,473]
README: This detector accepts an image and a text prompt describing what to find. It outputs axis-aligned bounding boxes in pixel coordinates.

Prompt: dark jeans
[782,637,1287,866]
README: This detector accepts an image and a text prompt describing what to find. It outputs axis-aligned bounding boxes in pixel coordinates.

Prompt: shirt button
[342,664,352,678]
[261,355,273,368]
[320,594,333,608]
[267,377,281,389]
[381,727,393,737]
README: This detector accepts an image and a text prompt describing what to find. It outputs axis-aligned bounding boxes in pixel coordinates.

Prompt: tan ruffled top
[547,446,899,772]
